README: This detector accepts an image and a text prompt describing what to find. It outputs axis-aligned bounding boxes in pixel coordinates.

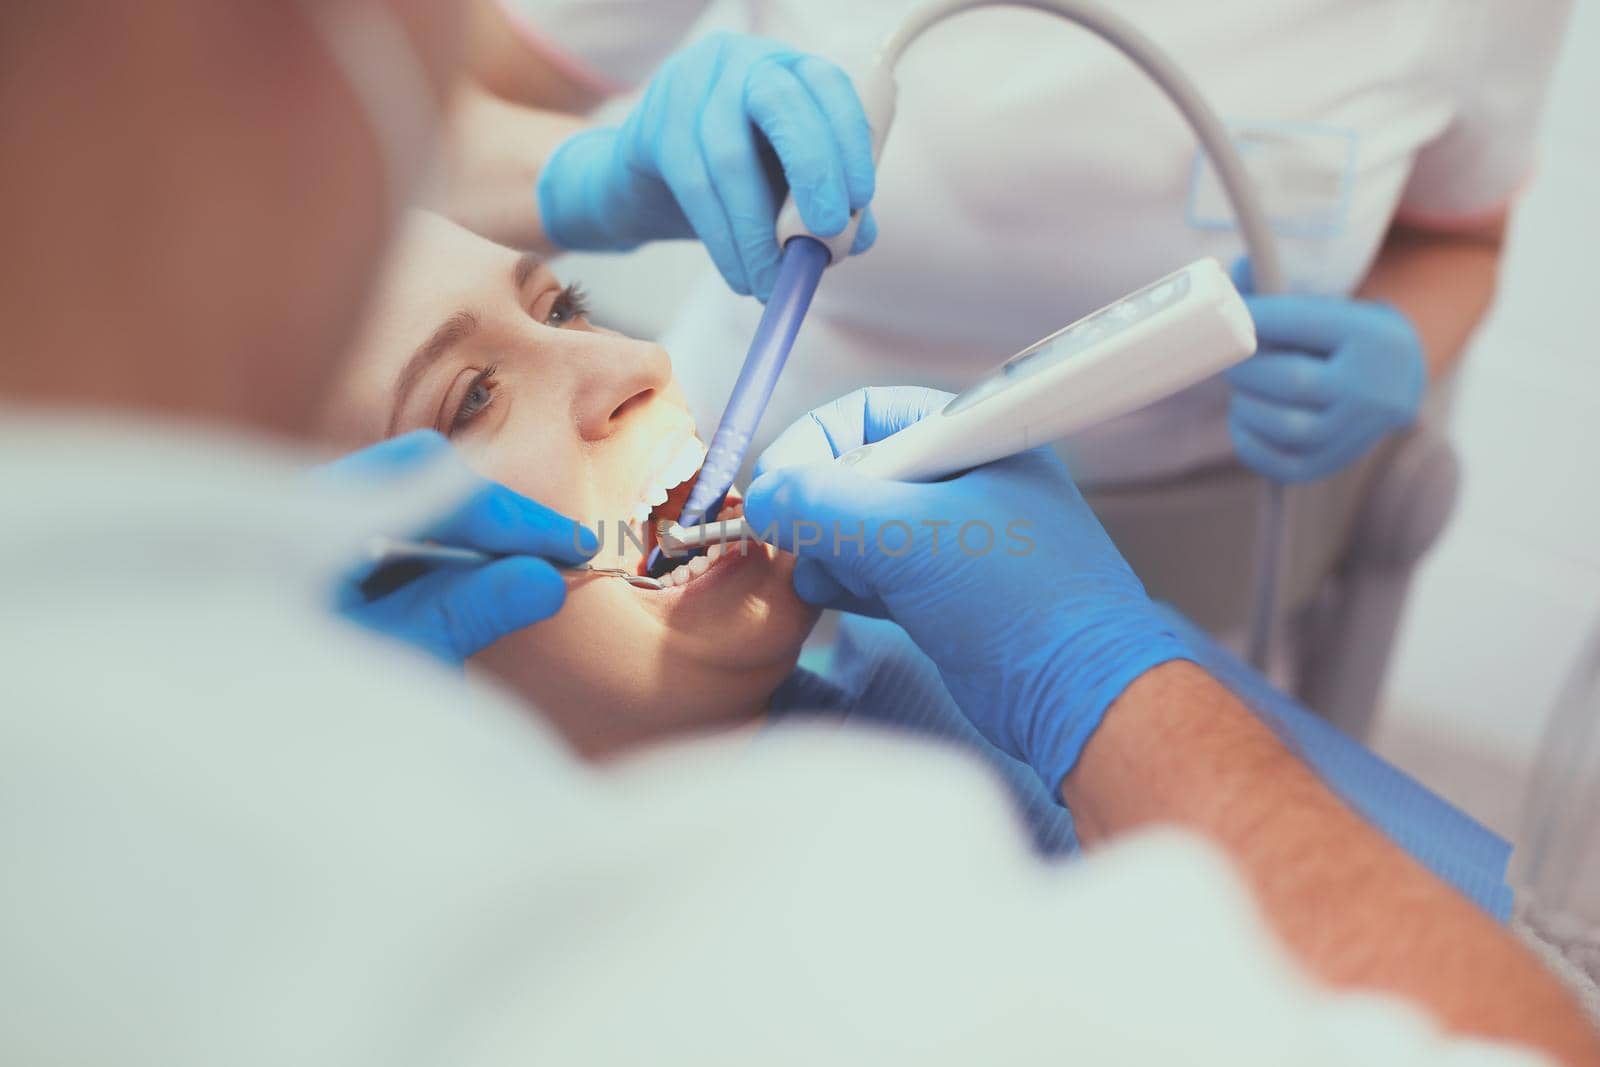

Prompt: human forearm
[435,85,587,252]
[1064,661,1600,1066]
[1357,219,1506,381]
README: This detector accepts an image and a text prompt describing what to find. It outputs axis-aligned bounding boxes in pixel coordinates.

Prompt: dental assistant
[5,3,1600,1066]
[468,0,1571,621]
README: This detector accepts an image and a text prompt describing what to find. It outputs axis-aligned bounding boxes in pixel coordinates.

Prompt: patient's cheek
[468,445,589,520]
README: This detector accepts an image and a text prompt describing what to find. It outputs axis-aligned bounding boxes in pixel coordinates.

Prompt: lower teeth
[660,541,734,589]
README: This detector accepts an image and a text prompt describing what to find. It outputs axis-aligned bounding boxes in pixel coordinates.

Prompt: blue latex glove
[1226,259,1426,484]
[536,31,877,301]
[319,431,598,665]
[745,387,1191,794]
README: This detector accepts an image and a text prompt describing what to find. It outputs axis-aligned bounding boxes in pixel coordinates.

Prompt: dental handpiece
[646,235,829,578]
[646,61,901,580]
[664,258,1257,547]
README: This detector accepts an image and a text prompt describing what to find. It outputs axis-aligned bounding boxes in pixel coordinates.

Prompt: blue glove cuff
[1371,300,1428,423]
[537,127,642,253]
[1023,612,1195,798]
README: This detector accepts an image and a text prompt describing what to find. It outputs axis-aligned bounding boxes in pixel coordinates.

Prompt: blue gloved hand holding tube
[536,31,878,302]
[745,387,1191,795]
[1226,258,1427,484]
[319,431,598,666]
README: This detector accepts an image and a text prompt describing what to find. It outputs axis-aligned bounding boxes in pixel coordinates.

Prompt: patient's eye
[448,364,499,435]
[546,283,590,327]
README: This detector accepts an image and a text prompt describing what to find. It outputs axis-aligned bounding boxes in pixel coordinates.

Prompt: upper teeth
[635,437,706,514]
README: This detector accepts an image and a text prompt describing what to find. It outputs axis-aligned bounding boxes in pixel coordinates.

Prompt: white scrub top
[503,0,1569,483]
[0,415,1551,1066]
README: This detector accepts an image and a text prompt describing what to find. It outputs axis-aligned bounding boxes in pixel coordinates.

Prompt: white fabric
[0,415,1549,1066]
[503,0,1569,483]
[494,0,722,92]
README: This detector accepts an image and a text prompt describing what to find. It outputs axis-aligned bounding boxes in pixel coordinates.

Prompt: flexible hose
[885,0,1288,669]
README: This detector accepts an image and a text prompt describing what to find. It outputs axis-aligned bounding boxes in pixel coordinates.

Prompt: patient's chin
[524,672,775,762]
[468,594,801,759]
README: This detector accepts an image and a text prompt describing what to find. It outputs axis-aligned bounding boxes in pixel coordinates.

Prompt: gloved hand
[745,387,1191,794]
[536,31,877,302]
[319,431,598,666]
[1226,259,1426,484]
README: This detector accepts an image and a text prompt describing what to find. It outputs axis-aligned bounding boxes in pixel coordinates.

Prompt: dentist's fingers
[426,482,598,565]
[426,557,570,660]
[753,386,955,480]
[658,62,752,297]
[850,207,878,255]
[1230,418,1372,485]
[1230,420,1311,484]
[431,556,569,657]
[1225,350,1337,408]
[1244,294,1373,355]
[745,457,931,563]
[790,557,889,617]
[1229,392,1344,453]
[745,59,851,238]
[783,52,876,213]
[698,51,784,301]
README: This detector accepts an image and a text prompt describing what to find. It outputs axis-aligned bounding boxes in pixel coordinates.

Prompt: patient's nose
[574,336,674,442]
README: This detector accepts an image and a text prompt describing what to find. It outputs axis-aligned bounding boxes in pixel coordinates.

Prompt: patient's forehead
[362,216,511,367]
[386,214,508,318]
[322,215,514,444]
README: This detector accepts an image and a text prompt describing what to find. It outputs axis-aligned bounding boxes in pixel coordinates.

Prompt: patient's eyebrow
[513,250,541,292]
[387,309,480,436]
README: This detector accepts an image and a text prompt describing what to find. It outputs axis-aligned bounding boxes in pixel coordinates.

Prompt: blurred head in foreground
[0,1,463,434]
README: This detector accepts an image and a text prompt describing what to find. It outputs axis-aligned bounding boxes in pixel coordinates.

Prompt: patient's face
[323,214,817,755]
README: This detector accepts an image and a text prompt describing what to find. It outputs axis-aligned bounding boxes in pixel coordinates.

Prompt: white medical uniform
[0,416,1550,1065]
[502,0,1569,484]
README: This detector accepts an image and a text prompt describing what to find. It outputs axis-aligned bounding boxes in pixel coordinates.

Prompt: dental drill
[652,0,1288,671]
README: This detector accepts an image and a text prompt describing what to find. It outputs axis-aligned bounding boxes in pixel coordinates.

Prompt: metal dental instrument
[670,259,1257,547]
[363,536,666,590]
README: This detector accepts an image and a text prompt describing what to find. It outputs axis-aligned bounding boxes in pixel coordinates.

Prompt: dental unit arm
[654,0,1289,672]
[666,258,1256,547]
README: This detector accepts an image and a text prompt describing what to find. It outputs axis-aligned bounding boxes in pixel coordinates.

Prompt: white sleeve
[0,628,1552,1067]
[495,0,718,94]
[450,730,1553,1066]
[1397,0,1573,230]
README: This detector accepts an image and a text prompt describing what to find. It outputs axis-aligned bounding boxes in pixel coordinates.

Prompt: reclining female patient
[319,211,1078,851]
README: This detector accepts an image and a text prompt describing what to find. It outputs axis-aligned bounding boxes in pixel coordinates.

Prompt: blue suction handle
[647,235,831,577]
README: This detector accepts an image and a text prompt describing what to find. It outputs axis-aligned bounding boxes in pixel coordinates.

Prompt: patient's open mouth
[614,431,765,592]
[649,491,751,590]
